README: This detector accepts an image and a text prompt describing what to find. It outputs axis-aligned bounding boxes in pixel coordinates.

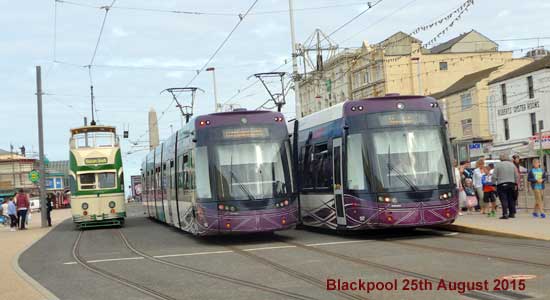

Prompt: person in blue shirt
[527,159,547,218]
[7,197,18,231]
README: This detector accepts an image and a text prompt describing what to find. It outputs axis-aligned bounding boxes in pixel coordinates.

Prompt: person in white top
[453,160,464,216]
[472,159,485,213]
[1,200,8,220]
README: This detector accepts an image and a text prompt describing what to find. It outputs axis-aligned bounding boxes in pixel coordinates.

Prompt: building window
[461,92,473,110]
[530,113,537,136]
[365,69,370,84]
[461,119,473,136]
[376,63,383,81]
[501,83,507,105]
[504,119,510,140]
[527,76,534,98]
[439,62,448,71]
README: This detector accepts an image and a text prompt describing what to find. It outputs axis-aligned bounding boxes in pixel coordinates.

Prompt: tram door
[333,138,346,226]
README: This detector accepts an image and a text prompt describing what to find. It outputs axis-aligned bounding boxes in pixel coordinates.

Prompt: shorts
[483,191,496,203]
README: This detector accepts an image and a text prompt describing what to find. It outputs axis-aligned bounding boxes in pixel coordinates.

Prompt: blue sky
[1,0,549,191]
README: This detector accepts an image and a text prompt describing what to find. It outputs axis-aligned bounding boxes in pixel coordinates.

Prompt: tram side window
[302,143,332,190]
[301,145,313,188]
[183,155,191,190]
[79,173,96,190]
[313,143,332,190]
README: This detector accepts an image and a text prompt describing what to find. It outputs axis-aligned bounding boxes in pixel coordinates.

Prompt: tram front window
[72,132,116,148]
[368,127,450,192]
[212,142,289,201]
[79,173,96,190]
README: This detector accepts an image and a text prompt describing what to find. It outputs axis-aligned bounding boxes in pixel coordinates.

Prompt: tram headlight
[81,203,89,210]
[108,201,116,208]
[439,192,452,200]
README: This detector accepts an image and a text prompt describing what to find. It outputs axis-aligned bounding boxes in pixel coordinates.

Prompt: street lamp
[206,67,220,112]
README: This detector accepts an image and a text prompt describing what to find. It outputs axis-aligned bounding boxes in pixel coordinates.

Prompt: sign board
[46,177,64,190]
[84,157,108,165]
[131,175,142,201]
[468,143,485,158]
[28,170,40,183]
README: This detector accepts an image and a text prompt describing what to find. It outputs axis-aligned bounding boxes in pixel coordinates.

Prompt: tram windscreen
[212,142,290,201]
[347,127,450,192]
[369,128,450,191]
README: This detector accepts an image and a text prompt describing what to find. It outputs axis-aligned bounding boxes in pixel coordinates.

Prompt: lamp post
[206,67,219,112]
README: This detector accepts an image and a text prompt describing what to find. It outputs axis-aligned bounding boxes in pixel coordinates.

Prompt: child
[528,158,547,218]
[482,166,497,217]
[8,197,17,231]
[464,178,477,214]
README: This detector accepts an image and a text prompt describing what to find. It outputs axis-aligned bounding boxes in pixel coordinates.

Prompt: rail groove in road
[72,231,178,300]
[223,244,369,300]
[277,238,533,300]
[386,240,550,269]
[116,229,322,300]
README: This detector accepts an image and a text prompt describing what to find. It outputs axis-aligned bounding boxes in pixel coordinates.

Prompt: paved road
[19,203,550,300]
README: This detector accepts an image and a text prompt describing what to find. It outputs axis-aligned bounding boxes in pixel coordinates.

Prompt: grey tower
[148,107,160,150]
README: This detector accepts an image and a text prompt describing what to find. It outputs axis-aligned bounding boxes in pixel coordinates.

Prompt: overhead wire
[226,0,386,109]
[56,0,377,17]
[136,0,261,142]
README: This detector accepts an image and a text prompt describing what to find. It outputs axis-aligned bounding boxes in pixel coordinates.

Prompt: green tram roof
[70,125,116,135]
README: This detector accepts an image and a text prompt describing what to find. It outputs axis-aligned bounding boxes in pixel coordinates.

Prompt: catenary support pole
[36,66,47,228]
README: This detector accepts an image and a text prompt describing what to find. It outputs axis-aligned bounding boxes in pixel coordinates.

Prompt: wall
[447,31,498,53]
[489,68,550,144]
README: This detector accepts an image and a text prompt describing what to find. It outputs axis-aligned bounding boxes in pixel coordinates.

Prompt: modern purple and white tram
[290,95,458,230]
[142,110,297,235]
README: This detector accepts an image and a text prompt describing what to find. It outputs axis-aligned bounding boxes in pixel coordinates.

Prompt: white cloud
[112,27,130,37]
[252,22,287,39]
[164,71,186,79]
[497,10,510,17]
[104,57,204,69]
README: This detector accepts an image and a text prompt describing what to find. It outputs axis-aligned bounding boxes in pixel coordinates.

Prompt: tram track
[116,229,323,300]
[275,237,532,300]
[223,244,370,300]
[359,228,550,267]
[383,239,550,269]
[446,234,550,251]
[72,231,178,300]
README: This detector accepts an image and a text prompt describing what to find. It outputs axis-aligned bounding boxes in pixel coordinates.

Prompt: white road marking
[154,250,233,258]
[443,232,459,236]
[63,240,366,265]
[306,240,364,246]
[244,245,296,251]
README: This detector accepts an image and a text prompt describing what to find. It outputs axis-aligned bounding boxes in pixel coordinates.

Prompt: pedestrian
[512,154,522,208]
[453,160,464,216]
[473,159,485,213]
[46,193,54,227]
[464,178,477,214]
[492,154,519,219]
[528,158,547,218]
[7,197,18,231]
[482,166,497,217]
[15,189,30,229]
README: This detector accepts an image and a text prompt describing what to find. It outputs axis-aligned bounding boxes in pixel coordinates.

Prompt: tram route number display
[326,278,527,294]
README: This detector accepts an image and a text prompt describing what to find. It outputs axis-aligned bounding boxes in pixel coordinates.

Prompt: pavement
[0,208,71,300]
[446,210,550,241]
[443,188,550,241]
[14,203,550,300]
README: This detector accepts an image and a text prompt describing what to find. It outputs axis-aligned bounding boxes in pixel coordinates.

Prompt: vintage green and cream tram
[69,125,126,228]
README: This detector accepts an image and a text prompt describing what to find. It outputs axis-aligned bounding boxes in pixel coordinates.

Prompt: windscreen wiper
[387,163,419,192]
[386,145,418,192]
[230,170,256,201]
